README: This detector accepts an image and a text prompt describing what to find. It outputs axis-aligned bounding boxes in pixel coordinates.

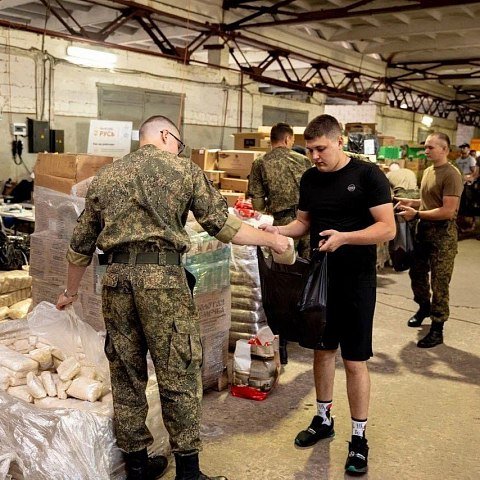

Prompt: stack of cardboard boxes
[32,153,114,331]
[191,127,308,207]
[191,148,263,207]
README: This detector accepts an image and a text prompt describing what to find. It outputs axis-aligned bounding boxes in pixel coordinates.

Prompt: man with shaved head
[396,132,463,348]
[57,115,289,480]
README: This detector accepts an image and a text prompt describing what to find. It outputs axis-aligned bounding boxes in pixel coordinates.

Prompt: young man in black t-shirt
[262,115,395,475]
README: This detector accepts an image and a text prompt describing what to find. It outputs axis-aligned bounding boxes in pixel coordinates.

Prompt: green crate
[378,146,401,159]
[406,146,426,159]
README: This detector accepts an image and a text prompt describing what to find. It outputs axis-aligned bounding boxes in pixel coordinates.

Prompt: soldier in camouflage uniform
[396,132,463,348]
[247,122,312,260]
[56,115,289,480]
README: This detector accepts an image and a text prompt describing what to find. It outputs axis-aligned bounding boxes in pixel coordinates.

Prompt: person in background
[396,132,463,348]
[385,161,419,198]
[248,122,312,259]
[456,143,478,233]
[247,122,312,365]
[262,114,395,475]
[456,143,476,179]
[292,144,307,156]
[56,115,290,480]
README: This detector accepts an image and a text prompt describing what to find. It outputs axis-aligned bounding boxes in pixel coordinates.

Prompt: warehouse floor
[161,238,480,480]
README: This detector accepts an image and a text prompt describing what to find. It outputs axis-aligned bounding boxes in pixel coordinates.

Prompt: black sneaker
[294,415,334,447]
[345,436,369,475]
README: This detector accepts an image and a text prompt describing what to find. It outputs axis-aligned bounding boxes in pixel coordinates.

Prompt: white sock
[316,400,332,426]
[352,418,367,438]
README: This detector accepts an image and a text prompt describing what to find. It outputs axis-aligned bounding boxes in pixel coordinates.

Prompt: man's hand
[394,197,420,208]
[56,292,77,310]
[270,233,290,254]
[258,224,278,234]
[318,230,347,252]
[395,204,417,221]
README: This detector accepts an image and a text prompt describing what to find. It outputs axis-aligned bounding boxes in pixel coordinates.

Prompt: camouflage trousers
[101,263,203,453]
[273,208,311,260]
[409,220,458,323]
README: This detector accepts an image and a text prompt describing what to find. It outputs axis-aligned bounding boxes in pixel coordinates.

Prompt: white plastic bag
[27,302,109,383]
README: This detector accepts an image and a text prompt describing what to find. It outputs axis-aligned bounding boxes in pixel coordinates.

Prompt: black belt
[102,251,183,266]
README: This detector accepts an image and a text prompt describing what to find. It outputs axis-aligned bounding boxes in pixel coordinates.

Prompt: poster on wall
[87,120,133,157]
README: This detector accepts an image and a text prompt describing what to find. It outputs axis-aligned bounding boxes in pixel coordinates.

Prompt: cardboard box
[34,173,76,195]
[35,153,113,181]
[220,177,249,193]
[233,133,269,150]
[204,170,226,186]
[191,149,219,171]
[293,133,306,147]
[35,153,113,194]
[345,123,377,135]
[377,135,396,146]
[220,190,244,207]
[217,150,263,179]
[404,159,425,172]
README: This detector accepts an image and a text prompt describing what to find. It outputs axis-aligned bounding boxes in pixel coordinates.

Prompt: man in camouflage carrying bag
[56,115,290,480]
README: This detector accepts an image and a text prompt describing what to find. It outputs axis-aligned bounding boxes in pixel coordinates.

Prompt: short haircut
[429,132,450,148]
[139,115,179,140]
[270,122,294,143]
[304,114,342,141]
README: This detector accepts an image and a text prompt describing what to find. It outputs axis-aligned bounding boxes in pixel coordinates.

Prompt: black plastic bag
[389,215,414,272]
[257,246,310,342]
[297,250,328,349]
[0,231,28,271]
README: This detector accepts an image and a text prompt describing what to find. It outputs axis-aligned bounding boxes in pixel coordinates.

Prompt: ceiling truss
[1,0,479,126]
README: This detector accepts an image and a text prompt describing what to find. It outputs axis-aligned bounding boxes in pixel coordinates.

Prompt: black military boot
[417,322,444,348]
[124,448,168,480]
[279,337,288,365]
[407,304,431,327]
[174,451,227,480]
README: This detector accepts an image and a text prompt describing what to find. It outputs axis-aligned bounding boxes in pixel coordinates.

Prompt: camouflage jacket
[247,147,312,214]
[67,144,241,266]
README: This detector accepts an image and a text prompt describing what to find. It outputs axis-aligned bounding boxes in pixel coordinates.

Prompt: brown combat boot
[174,451,227,480]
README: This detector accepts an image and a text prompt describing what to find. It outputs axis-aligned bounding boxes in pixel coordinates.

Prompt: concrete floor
[163,238,480,480]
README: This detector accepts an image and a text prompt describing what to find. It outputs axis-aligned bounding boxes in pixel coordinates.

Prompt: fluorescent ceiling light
[66,46,117,68]
[421,115,433,127]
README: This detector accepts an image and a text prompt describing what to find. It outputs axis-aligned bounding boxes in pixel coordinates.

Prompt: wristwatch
[414,211,420,220]
[63,289,78,298]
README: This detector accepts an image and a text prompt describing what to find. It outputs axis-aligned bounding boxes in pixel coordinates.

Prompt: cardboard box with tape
[217,150,263,179]
[191,149,219,171]
[35,153,113,194]
[220,177,249,193]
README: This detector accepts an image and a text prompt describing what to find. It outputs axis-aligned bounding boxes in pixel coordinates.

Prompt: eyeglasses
[162,130,185,155]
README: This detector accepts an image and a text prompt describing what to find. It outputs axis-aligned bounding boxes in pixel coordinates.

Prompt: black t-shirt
[298,157,391,281]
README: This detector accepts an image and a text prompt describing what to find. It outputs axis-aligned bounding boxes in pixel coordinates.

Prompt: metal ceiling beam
[38,0,89,37]
[1,1,480,126]
[133,13,182,57]
[388,58,480,82]
[331,13,480,42]
[223,0,480,30]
